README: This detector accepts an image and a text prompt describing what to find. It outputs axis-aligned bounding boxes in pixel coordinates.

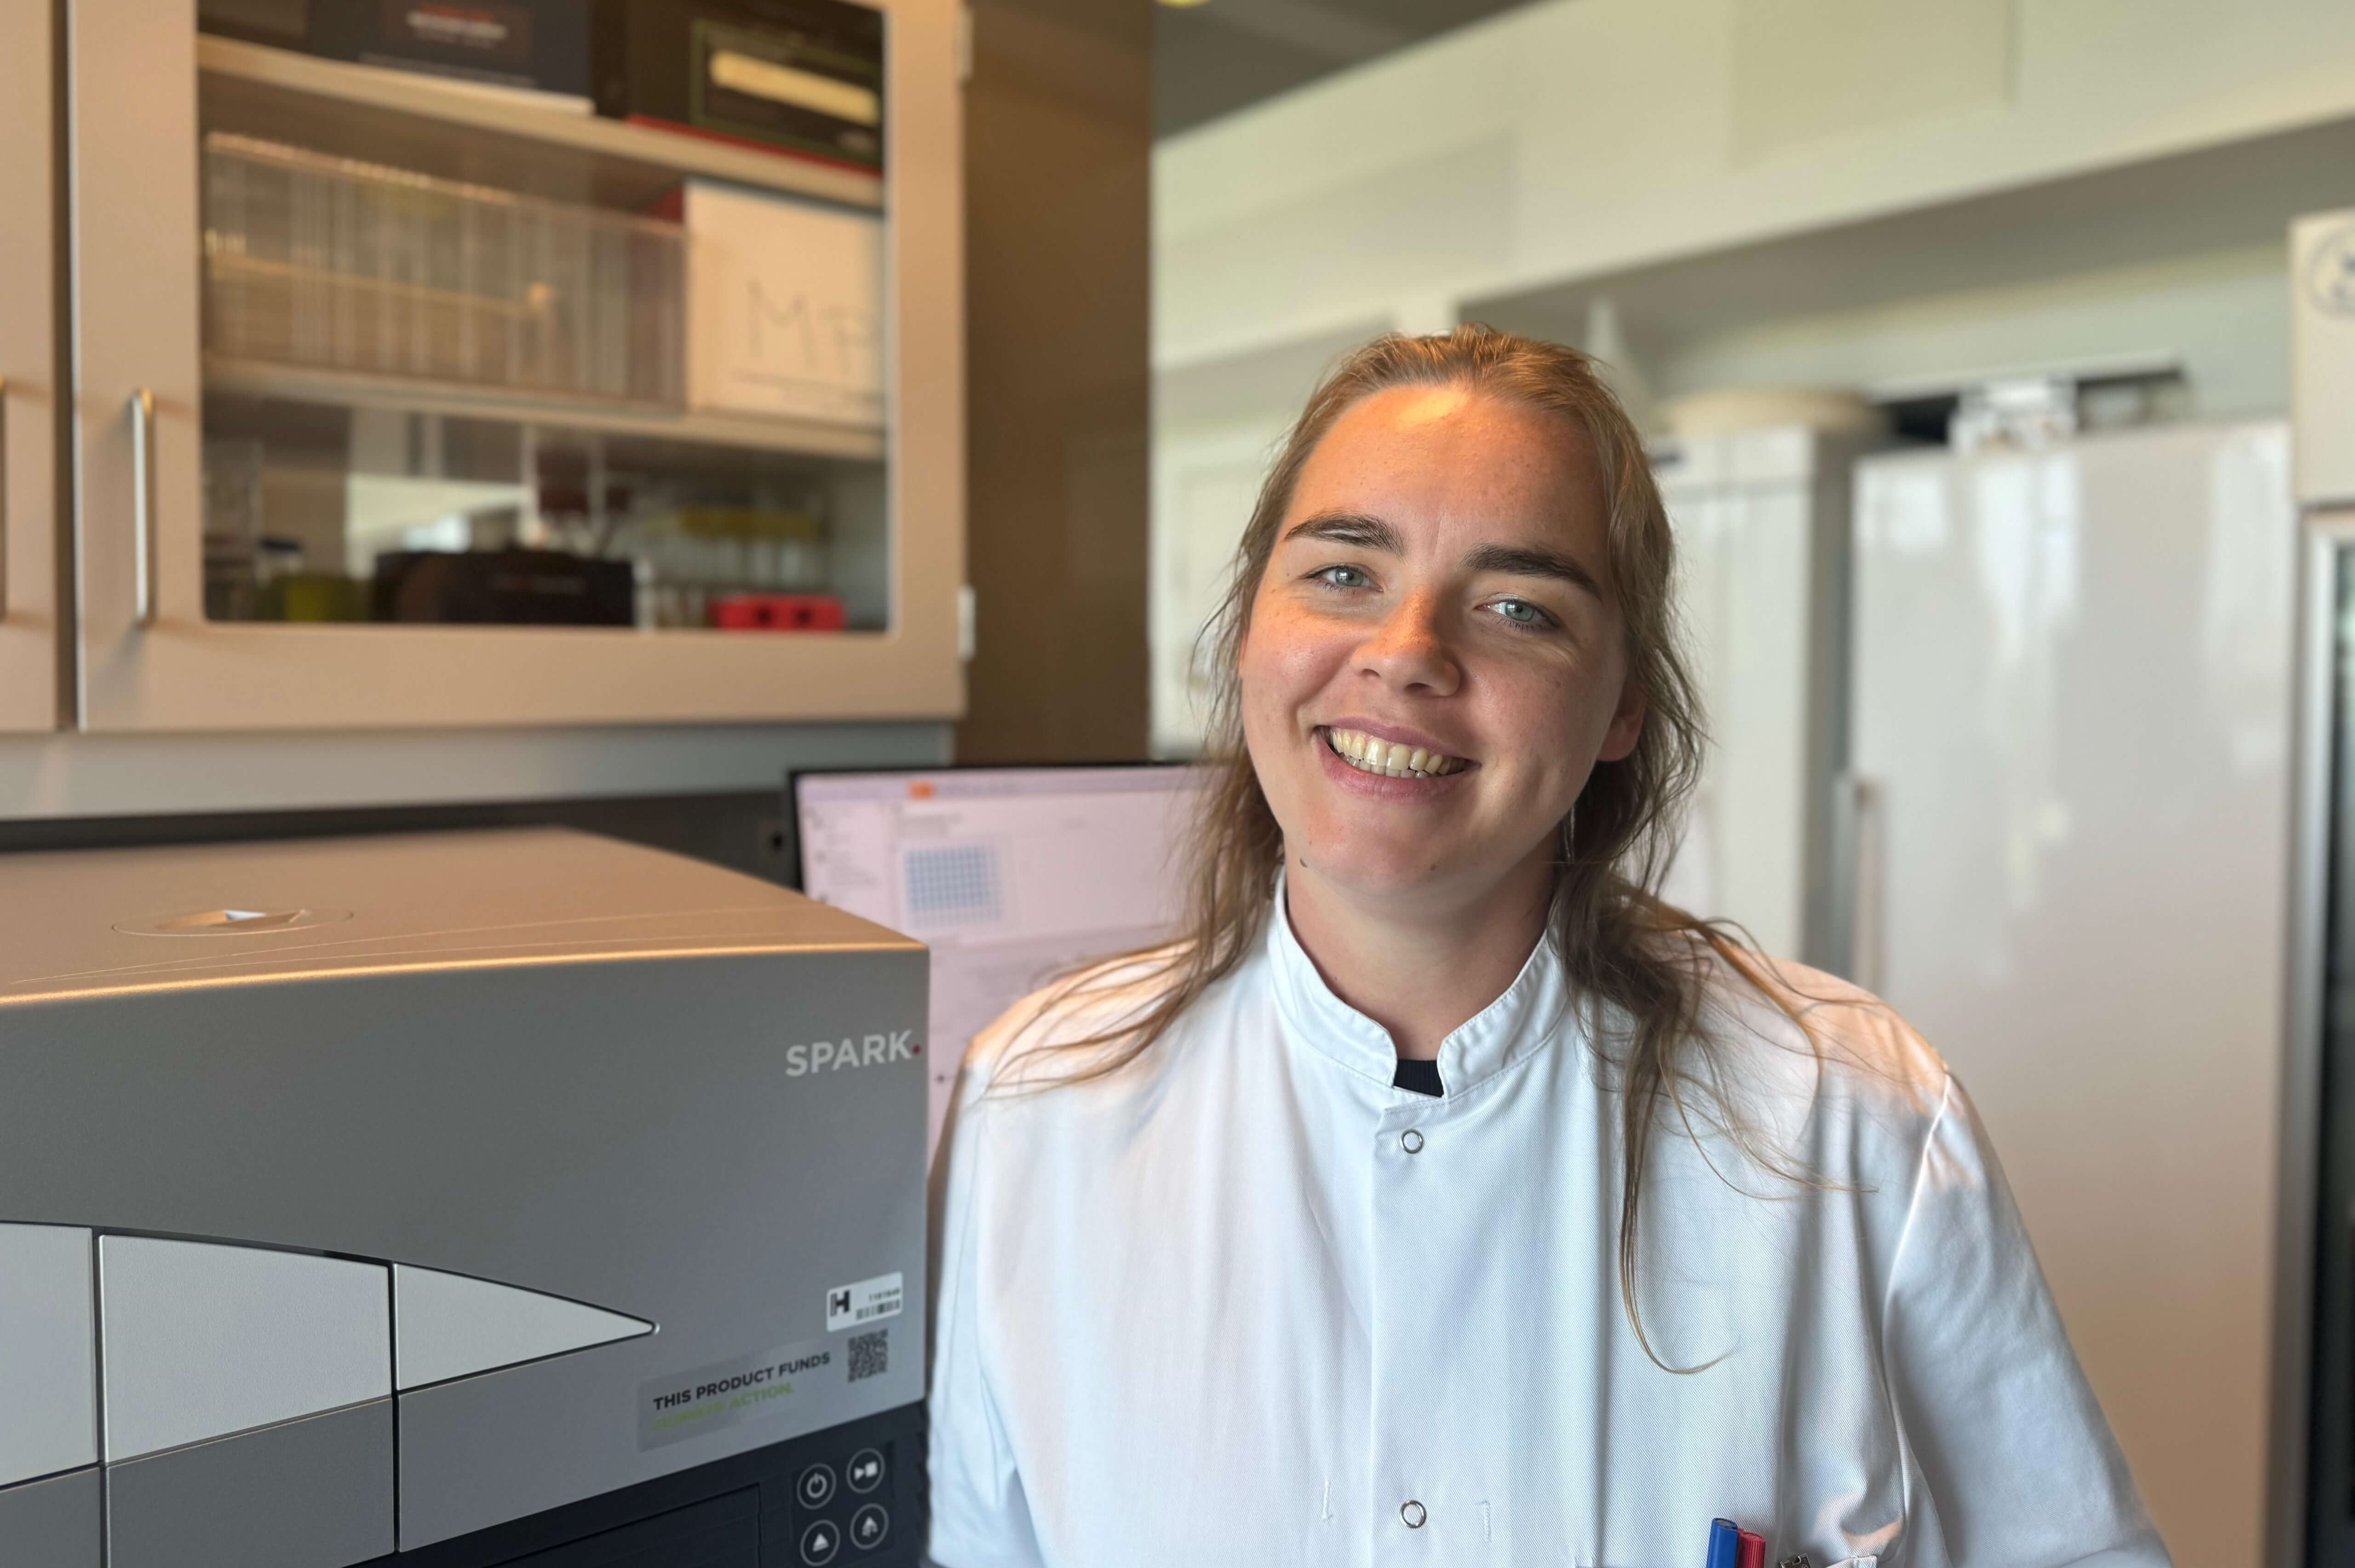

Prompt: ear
[1595,676,1647,764]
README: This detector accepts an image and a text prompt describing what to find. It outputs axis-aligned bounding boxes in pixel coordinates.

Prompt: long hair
[1011,324,1814,1362]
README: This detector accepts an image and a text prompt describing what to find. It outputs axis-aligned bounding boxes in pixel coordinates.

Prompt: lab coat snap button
[1400,1128,1425,1154]
[1400,1499,1427,1528]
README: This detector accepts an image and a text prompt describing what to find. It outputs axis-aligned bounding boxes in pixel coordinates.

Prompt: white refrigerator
[1847,419,2296,1567]
[2285,205,2355,1568]
[1657,426,1877,967]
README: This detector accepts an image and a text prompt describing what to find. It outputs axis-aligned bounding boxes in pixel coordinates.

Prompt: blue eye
[1315,565,1372,589]
[1492,598,1547,626]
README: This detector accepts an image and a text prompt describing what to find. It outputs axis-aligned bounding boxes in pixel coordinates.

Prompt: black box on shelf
[372,549,636,625]
[592,0,885,172]
[201,0,594,99]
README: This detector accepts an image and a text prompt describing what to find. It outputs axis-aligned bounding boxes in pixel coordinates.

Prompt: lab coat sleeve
[1878,1072,2171,1567]
[926,1059,1049,1568]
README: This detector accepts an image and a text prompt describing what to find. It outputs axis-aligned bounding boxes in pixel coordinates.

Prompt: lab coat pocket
[1584,1544,1879,1567]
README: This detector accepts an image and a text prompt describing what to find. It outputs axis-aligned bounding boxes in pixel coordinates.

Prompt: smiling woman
[926,327,2168,1568]
[1241,379,1660,1051]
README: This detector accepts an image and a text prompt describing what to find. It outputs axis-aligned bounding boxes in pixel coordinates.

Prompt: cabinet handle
[130,387,157,627]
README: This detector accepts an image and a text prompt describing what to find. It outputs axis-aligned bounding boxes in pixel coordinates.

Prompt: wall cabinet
[0,0,58,732]
[56,0,962,732]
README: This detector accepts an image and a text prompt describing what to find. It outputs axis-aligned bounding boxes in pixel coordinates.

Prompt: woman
[928,328,2164,1567]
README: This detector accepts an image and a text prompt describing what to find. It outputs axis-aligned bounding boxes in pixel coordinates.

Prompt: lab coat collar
[1266,872,1576,1099]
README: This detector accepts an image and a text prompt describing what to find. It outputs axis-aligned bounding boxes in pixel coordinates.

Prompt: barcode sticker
[825,1271,904,1332]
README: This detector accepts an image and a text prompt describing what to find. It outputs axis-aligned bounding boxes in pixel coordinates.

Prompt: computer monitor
[793,764,1205,1154]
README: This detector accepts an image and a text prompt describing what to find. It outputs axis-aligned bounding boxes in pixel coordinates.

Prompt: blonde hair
[1017,324,1810,1362]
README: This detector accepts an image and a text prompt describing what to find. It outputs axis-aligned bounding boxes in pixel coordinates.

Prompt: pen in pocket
[1703,1516,1769,1568]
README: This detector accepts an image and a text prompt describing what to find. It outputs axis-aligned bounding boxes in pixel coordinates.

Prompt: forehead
[1286,384,1604,550]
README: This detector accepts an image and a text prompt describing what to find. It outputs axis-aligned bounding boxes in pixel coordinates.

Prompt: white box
[685,180,885,427]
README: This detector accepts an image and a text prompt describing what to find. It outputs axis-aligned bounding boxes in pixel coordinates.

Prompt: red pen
[1737,1529,1765,1568]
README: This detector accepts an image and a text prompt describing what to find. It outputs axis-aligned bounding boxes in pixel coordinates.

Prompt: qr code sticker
[848,1329,889,1383]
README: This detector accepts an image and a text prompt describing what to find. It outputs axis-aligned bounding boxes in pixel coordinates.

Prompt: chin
[1290,824,1459,899]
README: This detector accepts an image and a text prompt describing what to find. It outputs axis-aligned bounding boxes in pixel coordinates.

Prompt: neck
[1283,850,1553,1061]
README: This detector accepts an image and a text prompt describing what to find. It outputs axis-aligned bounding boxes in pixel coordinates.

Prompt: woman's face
[1239,383,1644,914]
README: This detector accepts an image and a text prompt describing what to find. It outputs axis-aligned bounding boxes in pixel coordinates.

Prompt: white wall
[1155,0,2355,367]
[1650,243,2289,412]
[1150,0,2355,751]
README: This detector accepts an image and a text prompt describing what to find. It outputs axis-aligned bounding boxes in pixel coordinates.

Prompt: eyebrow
[1284,510,1606,601]
[1283,511,1402,553]
[1462,542,1605,601]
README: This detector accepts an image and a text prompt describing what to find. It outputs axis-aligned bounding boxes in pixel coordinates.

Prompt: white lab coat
[927,891,2167,1568]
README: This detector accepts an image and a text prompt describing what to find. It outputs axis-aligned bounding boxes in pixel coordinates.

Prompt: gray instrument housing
[0,828,927,1565]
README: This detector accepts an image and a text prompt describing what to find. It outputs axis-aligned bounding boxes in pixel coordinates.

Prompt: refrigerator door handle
[1829,772,1884,993]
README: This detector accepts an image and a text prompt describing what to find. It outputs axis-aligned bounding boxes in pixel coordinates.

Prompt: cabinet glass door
[68,0,961,731]
[0,0,59,730]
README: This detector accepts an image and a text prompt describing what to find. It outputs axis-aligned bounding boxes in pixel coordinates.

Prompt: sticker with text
[638,1336,840,1451]
[826,1271,904,1332]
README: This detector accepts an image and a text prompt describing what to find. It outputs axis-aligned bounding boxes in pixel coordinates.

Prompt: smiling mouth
[1321,726,1470,779]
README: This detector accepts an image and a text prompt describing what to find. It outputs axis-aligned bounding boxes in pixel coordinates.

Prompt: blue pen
[1706,1517,1740,1568]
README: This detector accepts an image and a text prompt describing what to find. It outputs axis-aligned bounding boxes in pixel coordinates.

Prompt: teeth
[1323,727,1467,779]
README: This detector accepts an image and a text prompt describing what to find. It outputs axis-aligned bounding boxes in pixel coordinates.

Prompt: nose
[1355,590,1461,696]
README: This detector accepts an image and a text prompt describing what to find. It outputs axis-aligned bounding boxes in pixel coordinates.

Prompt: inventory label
[638,1337,841,1451]
[825,1271,904,1332]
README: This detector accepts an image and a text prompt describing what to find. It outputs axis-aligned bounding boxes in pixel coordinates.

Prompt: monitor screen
[794,764,1205,1154]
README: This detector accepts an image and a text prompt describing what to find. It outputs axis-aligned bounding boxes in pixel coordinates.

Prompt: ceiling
[1155,0,1536,139]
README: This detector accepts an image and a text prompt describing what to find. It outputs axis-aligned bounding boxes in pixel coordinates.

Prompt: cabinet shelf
[196,35,883,214]
[204,356,887,463]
